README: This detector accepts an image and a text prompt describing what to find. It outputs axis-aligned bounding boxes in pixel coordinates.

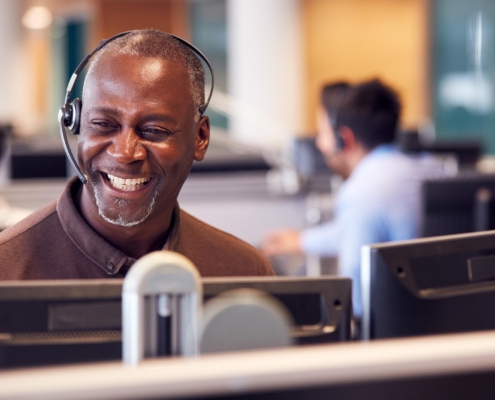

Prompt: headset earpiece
[198,104,207,116]
[61,98,81,134]
[67,98,82,135]
[328,111,344,152]
[335,128,345,151]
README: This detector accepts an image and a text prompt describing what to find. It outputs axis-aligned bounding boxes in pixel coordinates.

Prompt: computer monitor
[421,174,495,237]
[0,280,122,369]
[291,137,331,177]
[0,276,351,369]
[361,230,495,340]
[397,131,482,168]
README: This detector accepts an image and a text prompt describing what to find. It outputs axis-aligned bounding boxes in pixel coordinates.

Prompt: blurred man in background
[262,79,444,316]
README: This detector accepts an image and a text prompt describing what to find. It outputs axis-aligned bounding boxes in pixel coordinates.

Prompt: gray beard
[92,181,160,228]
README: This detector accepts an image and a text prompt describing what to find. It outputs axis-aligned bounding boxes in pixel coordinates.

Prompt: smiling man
[0,30,273,279]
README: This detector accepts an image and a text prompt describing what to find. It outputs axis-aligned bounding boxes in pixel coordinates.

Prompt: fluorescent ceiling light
[22,6,53,30]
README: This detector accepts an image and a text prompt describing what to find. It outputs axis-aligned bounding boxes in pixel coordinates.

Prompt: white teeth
[106,173,151,191]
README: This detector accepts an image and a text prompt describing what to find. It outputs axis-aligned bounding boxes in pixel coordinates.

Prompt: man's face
[78,53,209,227]
[315,106,347,177]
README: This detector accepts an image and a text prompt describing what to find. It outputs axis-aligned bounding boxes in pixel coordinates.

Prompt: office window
[190,0,228,129]
[433,0,495,153]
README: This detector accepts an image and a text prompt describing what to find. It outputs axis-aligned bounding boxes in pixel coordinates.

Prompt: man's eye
[91,121,118,133]
[141,127,171,138]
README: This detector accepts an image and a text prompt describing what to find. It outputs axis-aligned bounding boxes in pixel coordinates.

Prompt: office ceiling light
[22,6,53,30]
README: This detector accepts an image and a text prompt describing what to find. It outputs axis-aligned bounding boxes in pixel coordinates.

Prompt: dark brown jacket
[0,180,274,280]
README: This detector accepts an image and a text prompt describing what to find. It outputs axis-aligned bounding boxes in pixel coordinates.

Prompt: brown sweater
[0,179,274,280]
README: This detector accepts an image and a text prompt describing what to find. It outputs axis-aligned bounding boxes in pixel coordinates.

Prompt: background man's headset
[327,111,345,152]
[58,30,215,185]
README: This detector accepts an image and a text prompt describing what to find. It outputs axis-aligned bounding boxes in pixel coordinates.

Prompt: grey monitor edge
[361,245,372,341]
[0,276,351,300]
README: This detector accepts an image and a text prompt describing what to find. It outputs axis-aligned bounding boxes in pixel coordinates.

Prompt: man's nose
[107,128,146,163]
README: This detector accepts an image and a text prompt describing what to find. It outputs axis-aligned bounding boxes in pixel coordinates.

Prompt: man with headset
[0,30,273,279]
[262,79,443,316]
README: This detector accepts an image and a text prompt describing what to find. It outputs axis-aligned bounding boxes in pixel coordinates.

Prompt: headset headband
[59,30,215,184]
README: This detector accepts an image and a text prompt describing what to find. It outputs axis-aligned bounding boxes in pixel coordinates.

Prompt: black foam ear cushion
[335,129,345,150]
[68,98,82,135]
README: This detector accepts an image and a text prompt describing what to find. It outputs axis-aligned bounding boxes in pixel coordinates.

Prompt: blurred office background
[4,0,495,143]
[0,0,495,273]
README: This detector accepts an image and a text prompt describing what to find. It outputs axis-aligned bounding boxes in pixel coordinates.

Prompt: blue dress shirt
[300,144,445,316]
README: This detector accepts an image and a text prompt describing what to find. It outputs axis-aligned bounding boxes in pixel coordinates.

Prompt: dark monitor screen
[421,174,495,237]
[361,230,495,340]
[0,276,351,369]
[10,153,68,179]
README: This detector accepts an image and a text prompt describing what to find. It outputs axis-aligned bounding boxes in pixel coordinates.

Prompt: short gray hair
[86,29,205,120]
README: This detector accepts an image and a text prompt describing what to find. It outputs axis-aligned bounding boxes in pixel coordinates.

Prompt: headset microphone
[58,30,215,185]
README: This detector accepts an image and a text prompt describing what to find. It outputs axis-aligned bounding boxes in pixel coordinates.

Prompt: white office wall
[0,1,22,125]
[227,0,305,148]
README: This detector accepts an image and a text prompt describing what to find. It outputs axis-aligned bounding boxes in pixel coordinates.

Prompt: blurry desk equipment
[9,137,69,180]
[2,330,495,400]
[397,131,482,170]
[0,276,352,369]
[361,230,495,340]
[421,173,495,237]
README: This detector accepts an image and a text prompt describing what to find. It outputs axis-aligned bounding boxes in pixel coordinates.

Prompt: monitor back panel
[365,232,495,339]
[0,277,351,368]
[421,175,495,237]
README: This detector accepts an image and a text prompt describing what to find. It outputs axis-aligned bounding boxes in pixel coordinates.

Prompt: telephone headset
[327,111,345,152]
[58,30,215,185]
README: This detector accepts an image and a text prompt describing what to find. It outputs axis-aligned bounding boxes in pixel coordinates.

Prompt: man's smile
[102,172,153,192]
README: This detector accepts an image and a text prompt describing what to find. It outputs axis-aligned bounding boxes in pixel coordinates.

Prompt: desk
[1,330,495,399]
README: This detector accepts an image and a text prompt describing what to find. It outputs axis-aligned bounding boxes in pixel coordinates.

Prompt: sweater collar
[56,178,181,276]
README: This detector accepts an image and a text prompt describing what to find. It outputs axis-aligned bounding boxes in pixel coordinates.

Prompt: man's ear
[194,116,210,161]
[339,126,357,151]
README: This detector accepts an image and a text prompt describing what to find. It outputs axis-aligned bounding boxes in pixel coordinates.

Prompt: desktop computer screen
[0,276,351,369]
[361,230,495,340]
